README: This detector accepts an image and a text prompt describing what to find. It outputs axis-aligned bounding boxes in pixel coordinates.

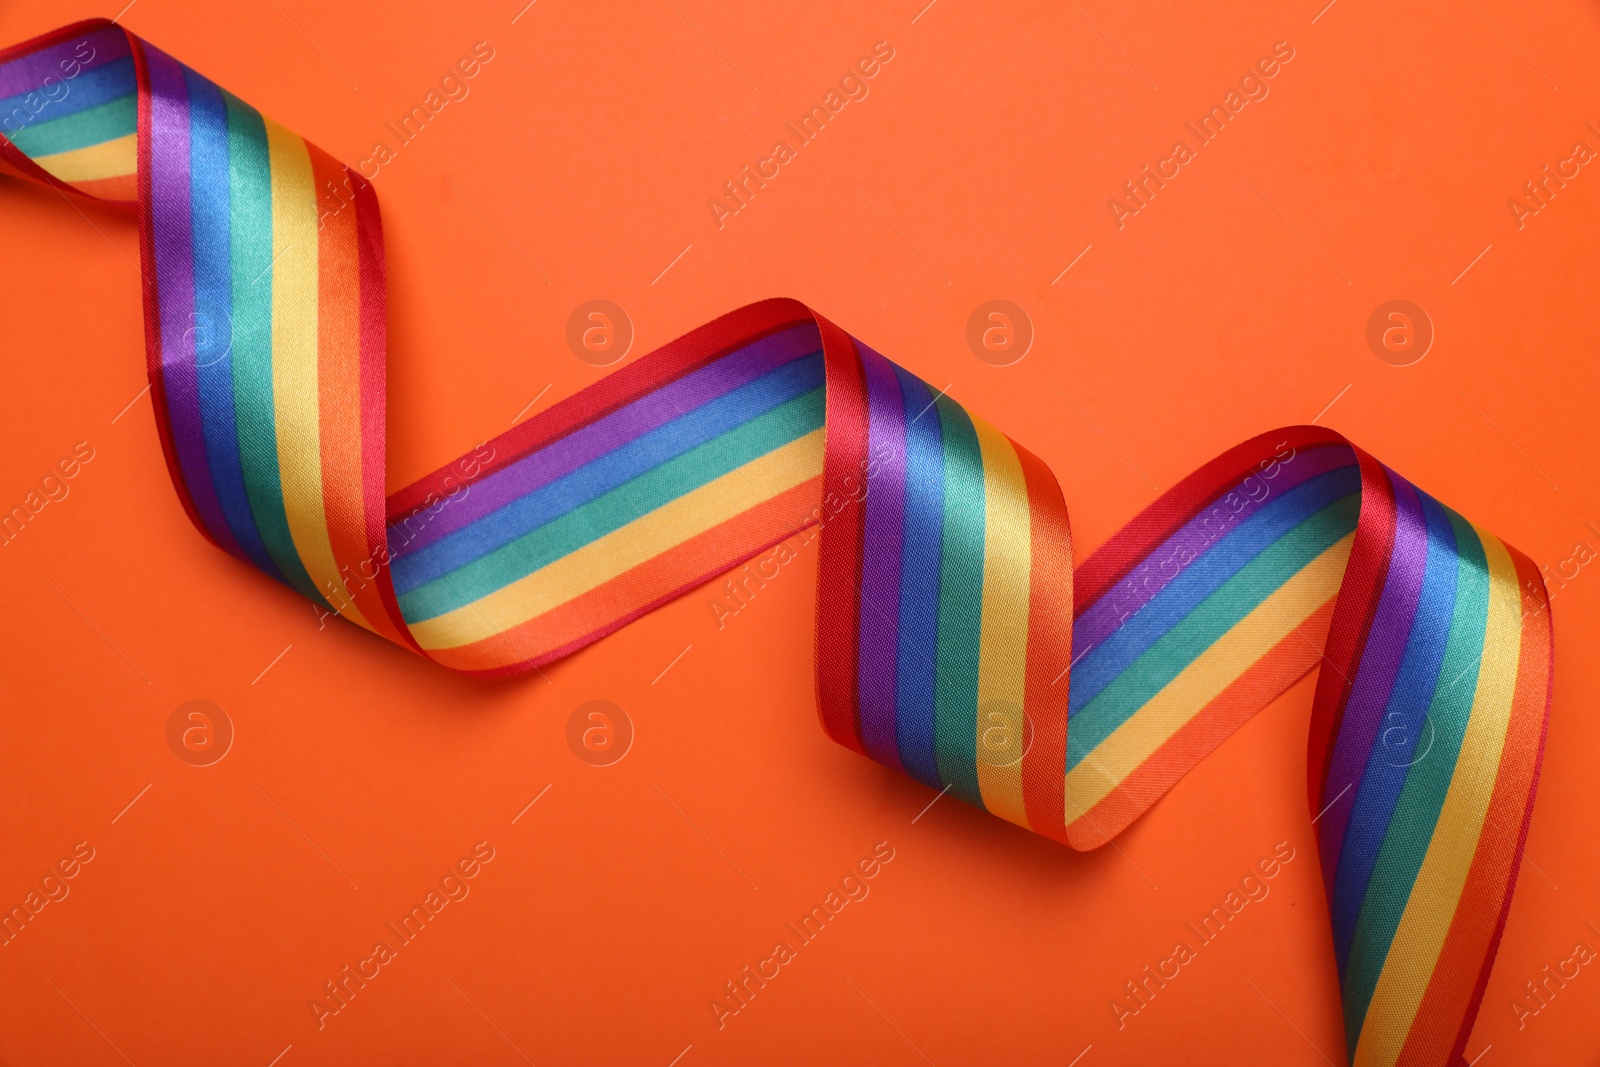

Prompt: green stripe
[931,395,985,807]
[1068,494,1360,761]
[1340,510,1488,1049]
[399,388,825,621]
[223,92,327,606]
[7,93,134,156]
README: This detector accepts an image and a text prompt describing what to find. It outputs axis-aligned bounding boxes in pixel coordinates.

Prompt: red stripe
[1306,445,1398,824]
[310,146,393,639]
[343,166,416,649]
[812,313,870,755]
[1014,437,1073,843]
[0,18,117,70]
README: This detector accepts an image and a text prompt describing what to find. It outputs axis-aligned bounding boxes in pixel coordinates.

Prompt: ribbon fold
[0,20,1552,1066]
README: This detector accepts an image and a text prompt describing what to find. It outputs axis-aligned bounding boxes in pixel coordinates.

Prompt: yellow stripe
[32,132,136,182]
[1351,529,1522,1067]
[1063,534,1353,817]
[264,120,368,630]
[411,430,826,650]
[971,418,1032,830]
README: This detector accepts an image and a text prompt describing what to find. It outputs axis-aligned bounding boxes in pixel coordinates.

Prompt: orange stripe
[427,477,823,673]
[1065,600,1335,850]
[1014,439,1074,843]
[66,172,137,202]
[1395,549,1553,1066]
[0,146,134,200]
[310,146,399,642]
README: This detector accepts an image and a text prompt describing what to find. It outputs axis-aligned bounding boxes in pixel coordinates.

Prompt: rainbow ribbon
[0,20,1553,1065]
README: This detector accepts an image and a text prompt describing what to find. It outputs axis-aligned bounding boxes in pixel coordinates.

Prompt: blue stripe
[187,69,280,579]
[0,55,135,131]
[893,367,945,789]
[1329,488,1457,977]
[390,353,826,595]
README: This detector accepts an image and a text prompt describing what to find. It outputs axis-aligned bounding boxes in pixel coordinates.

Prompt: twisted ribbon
[0,20,1553,1065]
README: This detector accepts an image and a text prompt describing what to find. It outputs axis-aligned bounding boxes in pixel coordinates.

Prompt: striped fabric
[0,24,136,199]
[0,20,1553,1065]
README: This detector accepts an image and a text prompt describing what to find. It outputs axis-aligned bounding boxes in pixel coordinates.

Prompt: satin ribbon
[0,20,1553,1065]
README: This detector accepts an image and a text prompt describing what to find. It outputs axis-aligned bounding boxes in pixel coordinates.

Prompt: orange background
[2,1,1599,1063]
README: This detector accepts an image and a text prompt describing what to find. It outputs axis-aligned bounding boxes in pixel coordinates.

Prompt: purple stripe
[0,27,130,99]
[1316,472,1429,889]
[388,323,820,556]
[146,46,243,559]
[1076,443,1356,653]
[856,344,908,769]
